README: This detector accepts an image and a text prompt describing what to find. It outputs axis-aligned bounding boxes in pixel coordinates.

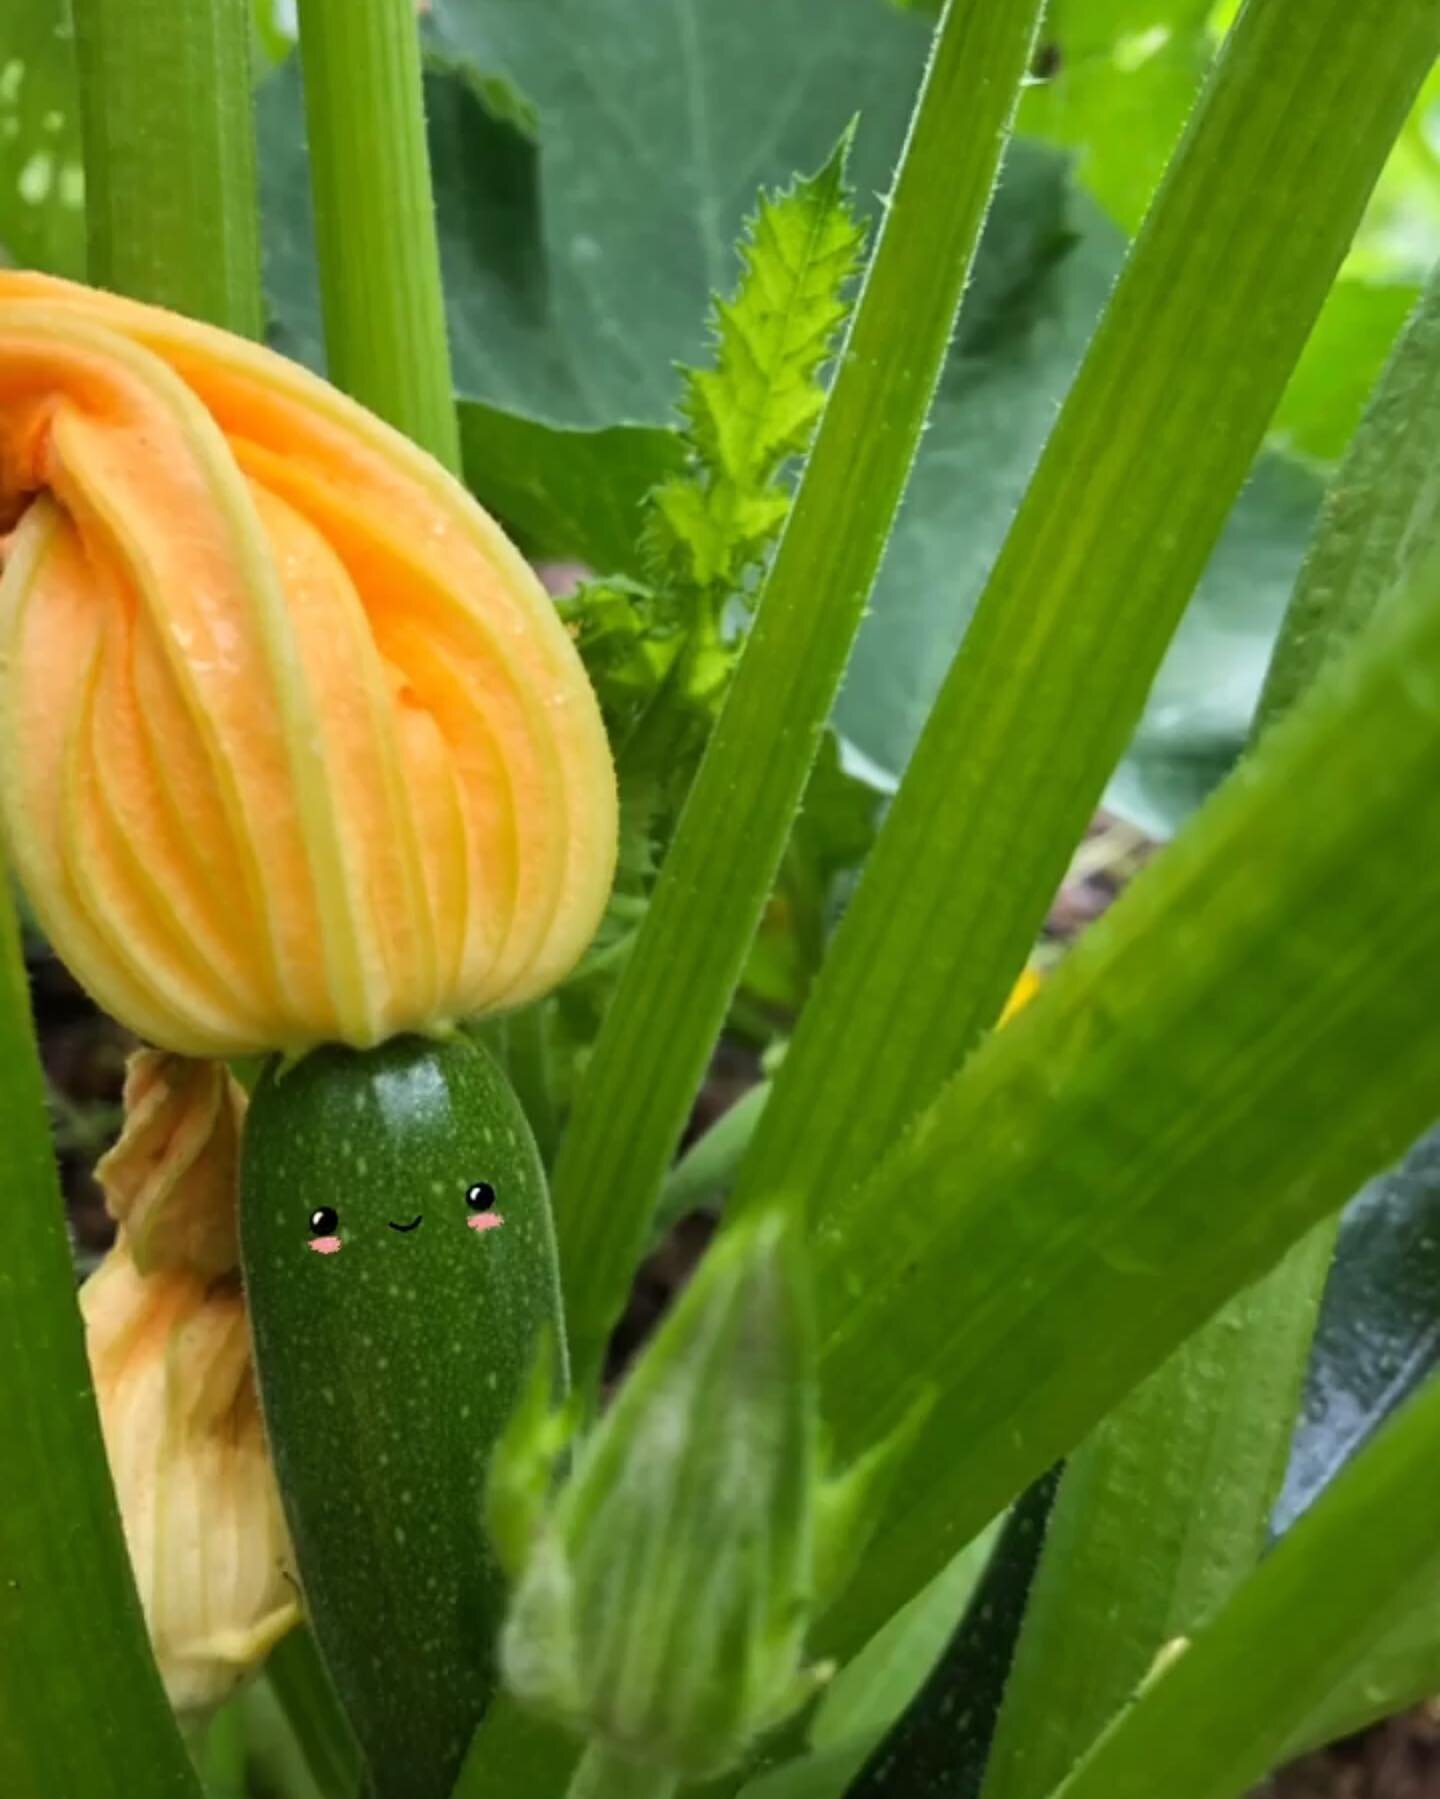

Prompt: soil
[1260,1708,1440,1798]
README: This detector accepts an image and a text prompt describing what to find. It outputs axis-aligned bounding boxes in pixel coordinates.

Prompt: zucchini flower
[0,272,616,1056]
[94,1049,244,1279]
[84,1054,298,1711]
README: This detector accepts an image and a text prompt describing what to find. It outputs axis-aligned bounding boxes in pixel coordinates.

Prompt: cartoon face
[305,1184,505,1254]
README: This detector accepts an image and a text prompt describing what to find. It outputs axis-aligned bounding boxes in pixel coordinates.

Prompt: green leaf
[979,1235,1334,1799]
[422,0,926,427]
[652,1082,770,1241]
[1276,1125,1440,1534]
[561,140,866,818]
[251,0,295,70]
[738,1744,887,1799]
[1249,1123,1440,1761]
[546,0,1050,1392]
[1273,277,1421,463]
[457,402,682,576]
[730,0,1439,1237]
[808,1522,1003,1759]
[0,885,200,1795]
[259,59,585,420]
[647,139,864,596]
[261,6,1178,811]
[1020,2,1214,234]
[0,0,85,277]
[1047,1373,1440,1799]
[1104,454,1323,838]
[420,30,538,143]
[808,539,1440,1662]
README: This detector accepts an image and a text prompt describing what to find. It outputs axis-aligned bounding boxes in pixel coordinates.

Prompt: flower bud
[0,272,616,1055]
[494,1212,896,1783]
[82,1246,298,1712]
[95,1050,245,1279]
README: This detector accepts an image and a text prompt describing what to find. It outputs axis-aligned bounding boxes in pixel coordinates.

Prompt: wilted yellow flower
[95,1050,244,1279]
[82,1249,298,1712]
[0,272,617,1056]
[84,1052,295,1712]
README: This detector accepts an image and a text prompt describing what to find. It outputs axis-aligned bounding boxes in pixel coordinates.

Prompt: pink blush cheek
[308,1236,343,1256]
[468,1212,504,1234]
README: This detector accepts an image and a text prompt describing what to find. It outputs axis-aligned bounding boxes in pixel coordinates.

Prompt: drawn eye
[466,1182,496,1211]
[309,1205,339,1237]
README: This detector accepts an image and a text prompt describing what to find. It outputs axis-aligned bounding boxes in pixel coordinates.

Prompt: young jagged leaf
[647,129,865,597]
[553,137,869,1060]
[562,134,865,777]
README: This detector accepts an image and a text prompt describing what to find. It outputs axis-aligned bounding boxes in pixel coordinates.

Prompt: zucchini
[240,1032,564,1799]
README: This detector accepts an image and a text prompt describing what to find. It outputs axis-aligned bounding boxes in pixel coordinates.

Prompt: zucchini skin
[240,1033,564,1799]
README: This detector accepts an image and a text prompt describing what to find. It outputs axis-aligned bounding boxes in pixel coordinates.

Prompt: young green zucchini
[240,1032,564,1799]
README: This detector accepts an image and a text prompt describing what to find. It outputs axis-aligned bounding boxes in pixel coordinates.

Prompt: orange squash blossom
[86,1052,298,1711]
[0,273,618,1055]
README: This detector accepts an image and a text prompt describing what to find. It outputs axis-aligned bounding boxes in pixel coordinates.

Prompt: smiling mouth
[388,1216,423,1233]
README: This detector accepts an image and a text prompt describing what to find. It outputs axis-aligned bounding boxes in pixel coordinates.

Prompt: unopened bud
[494,1211,902,1782]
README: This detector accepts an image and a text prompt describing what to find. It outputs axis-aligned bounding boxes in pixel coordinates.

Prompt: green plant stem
[1,3,258,1784]
[197,1702,246,1798]
[265,1627,363,1799]
[72,0,261,333]
[568,1745,677,1799]
[453,1693,580,1799]
[809,542,1440,1661]
[0,881,199,1795]
[1259,266,1440,723]
[239,1678,326,1799]
[295,0,461,471]
[979,1242,1331,1799]
[983,250,1440,1799]
[651,1081,771,1242]
[550,0,1048,1393]
[730,0,1440,1229]
[972,239,1440,1799]
[1049,1373,1440,1799]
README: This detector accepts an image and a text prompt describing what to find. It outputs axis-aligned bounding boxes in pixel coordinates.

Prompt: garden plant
[3,0,1440,1797]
